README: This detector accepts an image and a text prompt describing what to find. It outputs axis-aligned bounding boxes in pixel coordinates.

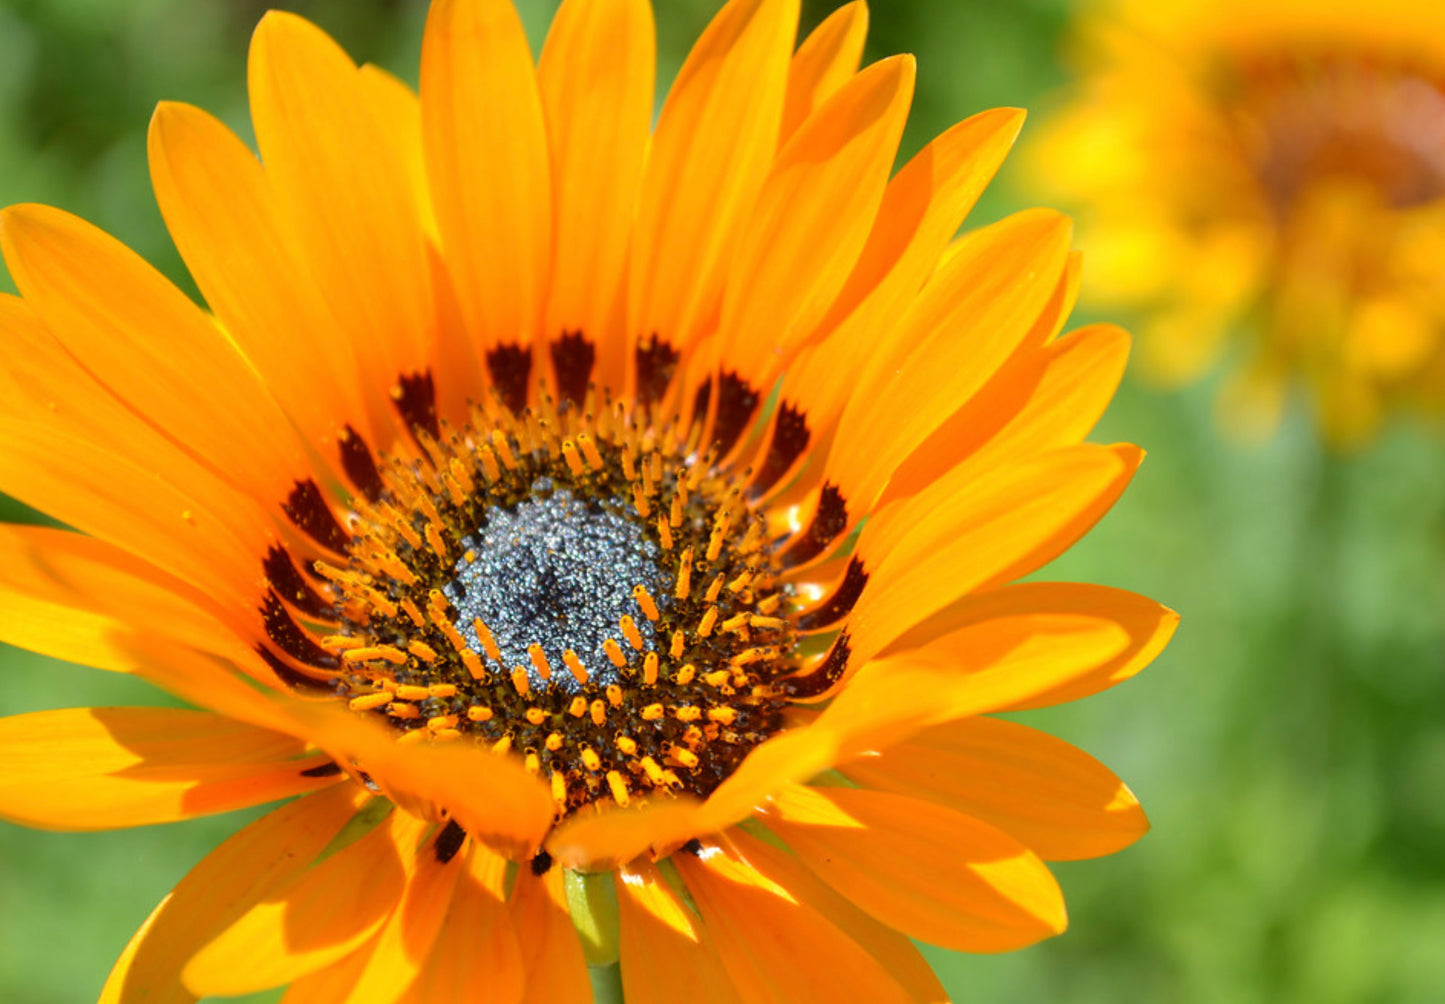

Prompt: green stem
[589,962,625,1004]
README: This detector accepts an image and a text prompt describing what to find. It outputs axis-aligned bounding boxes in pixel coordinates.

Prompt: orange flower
[0,0,1174,999]
[1032,0,1445,446]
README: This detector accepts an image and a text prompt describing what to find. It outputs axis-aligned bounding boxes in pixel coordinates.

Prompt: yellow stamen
[473,618,502,663]
[697,606,719,638]
[563,649,589,685]
[348,692,394,711]
[675,548,693,599]
[607,770,630,806]
[562,439,586,477]
[528,643,553,680]
[632,585,660,622]
[578,434,605,471]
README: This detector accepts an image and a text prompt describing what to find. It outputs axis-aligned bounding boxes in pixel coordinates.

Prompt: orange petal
[510,868,591,1004]
[629,0,799,357]
[397,845,523,1003]
[277,695,556,859]
[248,10,433,428]
[616,859,743,1004]
[878,320,1127,499]
[841,716,1148,861]
[849,443,1143,662]
[0,524,243,675]
[829,209,1074,510]
[101,783,367,1004]
[761,784,1067,952]
[715,53,916,388]
[329,816,469,1002]
[0,203,306,501]
[147,100,377,461]
[0,419,267,612]
[971,323,1131,464]
[673,832,918,1003]
[882,581,1179,711]
[0,296,272,603]
[0,707,337,831]
[183,802,410,997]
[421,0,551,352]
[278,954,368,1003]
[719,828,949,1002]
[782,107,1025,435]
[546,724,841,869]
[818,590,1176,756]
[539,0,654,392]
[115,635,320,738]
[780,1,868,140]
[545,794,707,870]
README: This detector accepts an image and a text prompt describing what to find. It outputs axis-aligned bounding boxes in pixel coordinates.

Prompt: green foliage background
[1,0,1443,1001]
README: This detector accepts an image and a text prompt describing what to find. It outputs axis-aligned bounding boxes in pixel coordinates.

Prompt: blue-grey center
[442,482,668,694]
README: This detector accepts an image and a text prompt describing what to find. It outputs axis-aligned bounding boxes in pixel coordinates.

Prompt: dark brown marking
[782,633,851,699]
[434,820,467,864]
[634,335,679,406]
[283,480,351,554]
[782,483,849,568]
[529,850,554,876]
[550,330,596,406]
[394,371,440,441]
[711,371,760,457]
[261,592,340,669]
[262,545,335,621]
[255,644,331,692]
[487,344,532,415]
[338,425,384,503]
[796,557,869,632]
[752,402,810,495]
[680,838,703,856]
[300,761,343,778]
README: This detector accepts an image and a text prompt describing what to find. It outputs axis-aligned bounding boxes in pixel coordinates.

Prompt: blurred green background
[2,0,1444,1001]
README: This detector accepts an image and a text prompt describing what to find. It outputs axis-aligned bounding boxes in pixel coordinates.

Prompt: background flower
[1032,0,1445,446]
[0,2,1443,1003]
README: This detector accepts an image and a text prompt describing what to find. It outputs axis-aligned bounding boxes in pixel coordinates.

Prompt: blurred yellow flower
[1033,0,1445,445]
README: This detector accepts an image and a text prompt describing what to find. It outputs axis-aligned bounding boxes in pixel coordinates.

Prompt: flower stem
[589,962,624,1004]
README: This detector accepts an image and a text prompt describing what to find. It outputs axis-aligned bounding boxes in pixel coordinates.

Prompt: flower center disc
[316,395,795,814]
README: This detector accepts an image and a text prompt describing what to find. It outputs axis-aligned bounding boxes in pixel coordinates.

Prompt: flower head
[0,0,1174,998]
[1033,0,1445,446]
